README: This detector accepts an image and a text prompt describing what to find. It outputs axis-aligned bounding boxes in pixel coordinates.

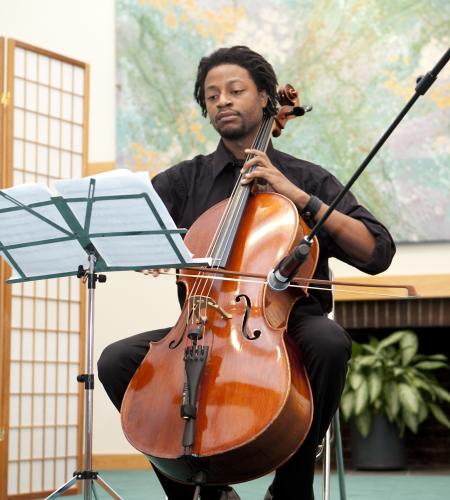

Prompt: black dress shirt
[152,140,396,313]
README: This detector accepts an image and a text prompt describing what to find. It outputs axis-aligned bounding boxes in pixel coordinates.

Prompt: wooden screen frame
[0,38,88,499]
[0,34,9,500]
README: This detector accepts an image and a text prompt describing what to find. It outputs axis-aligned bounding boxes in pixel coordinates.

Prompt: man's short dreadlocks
[194,46,278,118]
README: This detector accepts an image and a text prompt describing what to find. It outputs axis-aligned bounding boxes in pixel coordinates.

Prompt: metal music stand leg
[46,253,123,500]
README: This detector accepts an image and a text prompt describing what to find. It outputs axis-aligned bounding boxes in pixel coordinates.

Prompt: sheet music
[0,183,88,279]
[0,170,202,282]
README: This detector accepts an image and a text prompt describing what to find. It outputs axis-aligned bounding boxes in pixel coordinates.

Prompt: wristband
[300,195,322,221]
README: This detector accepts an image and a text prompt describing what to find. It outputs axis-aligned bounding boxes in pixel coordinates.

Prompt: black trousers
[98,303,351,500]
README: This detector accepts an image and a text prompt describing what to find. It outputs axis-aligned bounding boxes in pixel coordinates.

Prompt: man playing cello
[98,46,395,500]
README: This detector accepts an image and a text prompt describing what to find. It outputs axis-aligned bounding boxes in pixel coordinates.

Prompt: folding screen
[0,39,88,499]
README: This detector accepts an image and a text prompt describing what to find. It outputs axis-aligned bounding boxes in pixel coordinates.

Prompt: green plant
[340,329,450,437]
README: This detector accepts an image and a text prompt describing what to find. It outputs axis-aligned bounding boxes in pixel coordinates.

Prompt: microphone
[267,237,313,291]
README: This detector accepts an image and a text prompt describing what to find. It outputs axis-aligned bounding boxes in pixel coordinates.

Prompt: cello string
[192,125,273,336]
[194,116,274,336]
[190,116,273,330]
[204,114,271,262]
[187,115,268,303]
[210,115,273,269]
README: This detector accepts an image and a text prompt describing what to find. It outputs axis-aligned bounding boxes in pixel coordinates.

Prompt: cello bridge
[188,295,232,321]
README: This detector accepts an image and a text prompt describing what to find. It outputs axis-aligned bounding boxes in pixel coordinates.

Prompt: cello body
[121,191,318,485]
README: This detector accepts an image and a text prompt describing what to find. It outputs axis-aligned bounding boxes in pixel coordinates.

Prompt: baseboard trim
[93,453,150,470]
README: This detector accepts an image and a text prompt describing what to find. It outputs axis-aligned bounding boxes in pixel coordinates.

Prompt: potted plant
[340,329,450,469]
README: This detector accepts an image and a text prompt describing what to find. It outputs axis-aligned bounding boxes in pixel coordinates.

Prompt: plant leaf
[399,383,420,414]
[429,403,450,429]
[376,331,406,351]
[414,361,449,370]
[409,375,435,395]
[418,402,428,424]
[355,379,369,415]
[349,372,364,390]
[402,408,419,433]
[433,386,450,404]
[415,354,448,362]
[340,392,354,420]
[384,381,400,419]
[400,330,418,366]
[368,371,382,403]
[355,411,371,438]
[357,355,379,367]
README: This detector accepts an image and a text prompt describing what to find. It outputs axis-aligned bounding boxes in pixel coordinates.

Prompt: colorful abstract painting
[116,0,450,242]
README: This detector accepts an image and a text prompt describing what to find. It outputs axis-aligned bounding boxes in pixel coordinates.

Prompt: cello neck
[208,114,275,268]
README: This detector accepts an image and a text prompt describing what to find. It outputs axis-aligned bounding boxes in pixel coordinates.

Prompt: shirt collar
[211,139,276,179]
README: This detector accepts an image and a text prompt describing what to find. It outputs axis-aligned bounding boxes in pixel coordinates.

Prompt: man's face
[204,64,268,141]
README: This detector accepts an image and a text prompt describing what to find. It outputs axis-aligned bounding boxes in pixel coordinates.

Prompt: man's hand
[241,149,309,208]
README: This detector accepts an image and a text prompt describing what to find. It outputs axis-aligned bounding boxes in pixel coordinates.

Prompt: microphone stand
[268,46,450,291]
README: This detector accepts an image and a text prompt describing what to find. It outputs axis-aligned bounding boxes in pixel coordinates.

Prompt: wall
[1,0,449,457]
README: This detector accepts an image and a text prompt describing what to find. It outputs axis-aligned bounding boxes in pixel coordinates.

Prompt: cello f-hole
[236,294,261,340]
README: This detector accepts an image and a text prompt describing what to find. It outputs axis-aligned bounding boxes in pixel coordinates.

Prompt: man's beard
[215,117,258,140]
[218,125,247,139]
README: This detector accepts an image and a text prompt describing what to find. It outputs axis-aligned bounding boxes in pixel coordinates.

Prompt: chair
[317,409,347,500]
[316,274,347,500]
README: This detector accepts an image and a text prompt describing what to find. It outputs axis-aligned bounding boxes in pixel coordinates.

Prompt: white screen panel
[61,92,71,121]
[62,63,73,92]
[15,78,25,107]
[13,138,24,168]
[15,48,25,77]
[9,395,20,426]
[25,111,37,141]
[21,363,33,393]
[32,427,44,458]
[25,81,37,111]
[56,427,66,456]
[38,84,49,113]
[27,51,37,81]
[45,363,56,393]
[14,108,24,138]
[33,395,44,426]
[8,428,19,461]
[21,395,32,426]
[19,460,31,493]
[7,42,86,496]
[8,461,18,495]
[20,428,31,460]
[32,460,43,486]
[25,141,36,172]
[50,59,61,88]
[57,364,68,393]
[56,395,67,425]
[43,459,54,490]
[38,55,49,84]
[37,115,49,145]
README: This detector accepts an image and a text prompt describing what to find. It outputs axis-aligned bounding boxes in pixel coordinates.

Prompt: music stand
[0,170,207,500]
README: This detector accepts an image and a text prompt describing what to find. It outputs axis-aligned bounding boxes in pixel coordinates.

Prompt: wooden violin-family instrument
[121,85,318,485]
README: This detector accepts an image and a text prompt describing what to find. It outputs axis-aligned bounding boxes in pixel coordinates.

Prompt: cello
[121,85,319,486]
